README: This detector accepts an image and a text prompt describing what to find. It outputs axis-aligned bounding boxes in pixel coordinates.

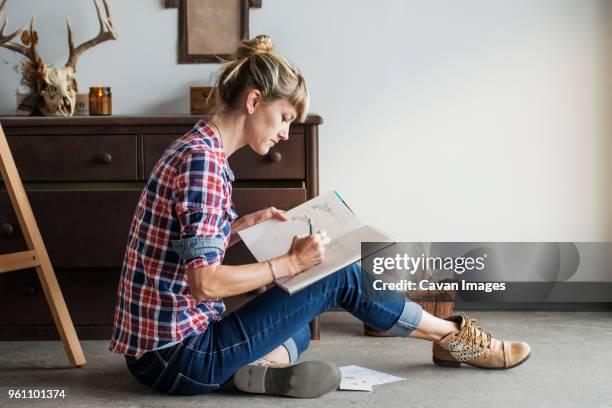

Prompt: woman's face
[245,96,297,155]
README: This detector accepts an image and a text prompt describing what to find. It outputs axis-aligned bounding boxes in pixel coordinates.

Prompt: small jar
[89,87,112,116]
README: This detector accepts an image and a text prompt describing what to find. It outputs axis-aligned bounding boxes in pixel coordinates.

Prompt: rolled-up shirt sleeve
[170,149,228,270]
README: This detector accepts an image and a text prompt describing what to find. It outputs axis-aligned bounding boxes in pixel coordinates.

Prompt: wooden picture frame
[179,0,250,64]
[166,0,261,8]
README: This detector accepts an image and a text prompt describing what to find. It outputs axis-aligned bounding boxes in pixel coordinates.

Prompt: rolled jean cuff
[282,337,299,363]
[387,300,423,337]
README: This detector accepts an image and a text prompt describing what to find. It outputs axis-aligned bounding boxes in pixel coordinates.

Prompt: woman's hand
[229,207,288,247]
[257,206,289,224]
[239,206,288,230]
[287,230,331,274]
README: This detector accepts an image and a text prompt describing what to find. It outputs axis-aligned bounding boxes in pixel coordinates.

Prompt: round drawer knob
[1,222,14,237]
[268,151,282,163]
[100,152,113,164]
[19,283,36,297]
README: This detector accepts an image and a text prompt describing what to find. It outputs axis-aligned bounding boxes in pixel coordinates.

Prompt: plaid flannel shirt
[109,120,238,358]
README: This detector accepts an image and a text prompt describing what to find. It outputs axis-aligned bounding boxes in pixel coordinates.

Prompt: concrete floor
[0,311,611,408]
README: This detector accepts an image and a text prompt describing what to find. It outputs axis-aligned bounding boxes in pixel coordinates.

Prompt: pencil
[308,217,314,235]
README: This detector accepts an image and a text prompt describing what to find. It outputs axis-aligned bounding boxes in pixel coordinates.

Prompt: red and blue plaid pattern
[109,120,238,358]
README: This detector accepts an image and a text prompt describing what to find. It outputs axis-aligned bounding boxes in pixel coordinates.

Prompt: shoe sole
[433,352,531,370]
[234,360,342,398]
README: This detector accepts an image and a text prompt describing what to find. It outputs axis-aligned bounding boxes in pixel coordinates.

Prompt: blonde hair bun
[236,35,275,59]
[213,34,309,122]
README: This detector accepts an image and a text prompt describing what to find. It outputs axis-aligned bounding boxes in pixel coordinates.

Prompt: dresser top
[0,114,323,127]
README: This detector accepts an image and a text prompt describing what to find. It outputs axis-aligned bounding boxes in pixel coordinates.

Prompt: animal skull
[0,0,116,117]
[38,66,78,117]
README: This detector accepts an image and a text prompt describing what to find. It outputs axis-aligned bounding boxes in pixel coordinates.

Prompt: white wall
[1,0,611,241]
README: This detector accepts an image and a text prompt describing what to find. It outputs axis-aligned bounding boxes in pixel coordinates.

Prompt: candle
[89,87,112,115]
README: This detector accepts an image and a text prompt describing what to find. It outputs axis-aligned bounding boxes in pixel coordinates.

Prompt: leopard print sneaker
[433,313,531,369]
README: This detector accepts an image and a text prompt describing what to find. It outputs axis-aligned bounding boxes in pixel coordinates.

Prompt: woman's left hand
[247,206,289,227]
[230,207,288,243]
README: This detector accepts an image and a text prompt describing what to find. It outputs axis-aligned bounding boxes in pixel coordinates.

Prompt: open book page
[275,224,394,294]
[238,190,362,262]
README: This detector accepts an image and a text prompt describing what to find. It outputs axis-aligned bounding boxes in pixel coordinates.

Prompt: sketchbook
[237,190,395,294]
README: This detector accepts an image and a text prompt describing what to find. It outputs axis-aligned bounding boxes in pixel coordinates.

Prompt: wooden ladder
[0,124,86,367]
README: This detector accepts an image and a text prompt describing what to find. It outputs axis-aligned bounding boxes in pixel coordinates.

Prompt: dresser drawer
[0,189,142,268]
[143,132,305,180]
[0,267,119,326]
[0,187,306,268]
[0,266,256,332]
[2,134,138,182]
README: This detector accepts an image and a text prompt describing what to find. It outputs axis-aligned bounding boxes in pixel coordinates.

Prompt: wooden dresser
[0,115,322,341]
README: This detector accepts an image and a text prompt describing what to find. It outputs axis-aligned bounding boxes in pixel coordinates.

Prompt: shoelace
[456,315,493,350]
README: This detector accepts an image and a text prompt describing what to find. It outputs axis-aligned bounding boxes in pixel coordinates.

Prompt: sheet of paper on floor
[339,372,372,391]
[339,365,405,391]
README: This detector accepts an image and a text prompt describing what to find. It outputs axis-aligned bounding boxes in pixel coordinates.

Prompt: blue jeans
[124,262,423,395]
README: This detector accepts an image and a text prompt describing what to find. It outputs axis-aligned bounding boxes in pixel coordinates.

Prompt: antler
[0,0,24,45]
[0,0,37,63]
[66,0,117,72]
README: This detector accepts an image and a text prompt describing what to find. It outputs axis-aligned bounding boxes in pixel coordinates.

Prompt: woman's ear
[245,88,262,114]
